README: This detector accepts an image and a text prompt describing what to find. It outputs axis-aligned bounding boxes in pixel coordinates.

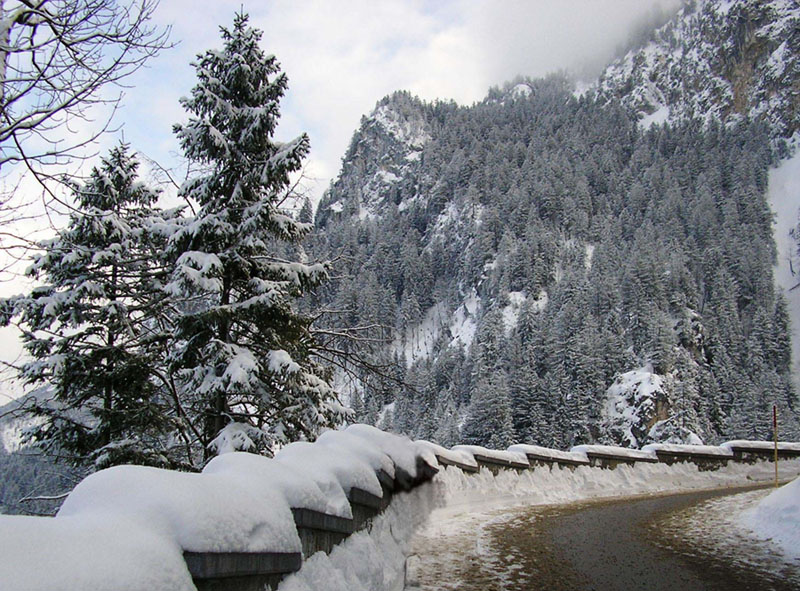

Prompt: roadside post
[774,405,779,488]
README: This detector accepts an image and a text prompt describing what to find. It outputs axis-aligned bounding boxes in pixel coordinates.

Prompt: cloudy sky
[0,0,681,401]
[117,0,680,203]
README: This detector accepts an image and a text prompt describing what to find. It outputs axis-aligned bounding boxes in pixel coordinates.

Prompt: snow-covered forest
[1,0,800,515]
[310,0,800,449]
[312,82,796,449]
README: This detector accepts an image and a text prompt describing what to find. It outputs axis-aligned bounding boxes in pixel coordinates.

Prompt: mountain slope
[596,0,800,142]
[311,68,798,449]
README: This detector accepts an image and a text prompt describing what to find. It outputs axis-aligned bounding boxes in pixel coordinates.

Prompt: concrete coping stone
[473,453,530,470]
[587,452,659,464]
[436,454,481,473]
[651,450,730,461]
[347,486,384,510]
[183,551,302,579]
[290,508,354,535]
[524,452,590,466]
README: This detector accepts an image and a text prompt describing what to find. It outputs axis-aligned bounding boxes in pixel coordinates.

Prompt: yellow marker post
[774,405,779,488]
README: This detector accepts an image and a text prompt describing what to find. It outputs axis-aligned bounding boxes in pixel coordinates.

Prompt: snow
[721,440,800,452]
[642,443,733,457]
[376,169,400,184]
[767,151,800,388]
[58,464,301,553]
[584,243,595,270]
[278,481,437,591]
[0,514,195,591]
[268,349,301,374]
[602,365,666,447]
[371,103,430,150]
[451,445,529,467]
[202,452,342,516]
[414,440,479,470]
[639,104,671,129]
[329,201,344,213]
[570,444,658,462]
[501,291,527,334]
[274,441,382,515]
[510,83,532,98]
[317,429,396,479]
[449,290,480,350]
[396,301,448,366]
[740,476,800,559]
[208,422,263,454]
[345,424,419,478]
[508,443,590,464]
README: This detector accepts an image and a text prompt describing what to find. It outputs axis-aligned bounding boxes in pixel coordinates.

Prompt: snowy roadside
[279,458,800,591]
[739,476,800,561]
[655,483,800,587]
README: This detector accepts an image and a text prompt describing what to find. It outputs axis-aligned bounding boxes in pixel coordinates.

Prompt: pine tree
[167,13,346,456]
[1,143,178,469]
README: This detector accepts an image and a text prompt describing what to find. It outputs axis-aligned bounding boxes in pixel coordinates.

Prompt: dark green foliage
[168,13,345,455]
[311,77,799,447]
[1,144,179,469]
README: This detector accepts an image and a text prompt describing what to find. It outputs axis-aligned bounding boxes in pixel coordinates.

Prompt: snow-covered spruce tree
[168,13,345,457]
[1,143,179,469]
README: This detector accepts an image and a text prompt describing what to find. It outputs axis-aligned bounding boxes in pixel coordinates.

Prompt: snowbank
[741,476,800,559]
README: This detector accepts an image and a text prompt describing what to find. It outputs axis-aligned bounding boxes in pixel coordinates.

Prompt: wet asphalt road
[407,484,800,591]
[489,485,798,591]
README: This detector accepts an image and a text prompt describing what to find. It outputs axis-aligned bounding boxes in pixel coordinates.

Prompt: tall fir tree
[168,13,346,457]
[1,144,179,469]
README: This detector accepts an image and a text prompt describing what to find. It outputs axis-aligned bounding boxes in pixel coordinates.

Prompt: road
[406,484,800,591]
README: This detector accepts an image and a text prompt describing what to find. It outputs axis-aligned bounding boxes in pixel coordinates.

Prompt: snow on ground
[767,150,800,388]
[278,481,440,591]
[639,104,671,129]
[449,290,480,351]
[395,301,449,366]
[740,476,800,560]
[501,291,527,334]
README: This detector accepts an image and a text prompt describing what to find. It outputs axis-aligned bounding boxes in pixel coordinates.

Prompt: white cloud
[117,0,679,203]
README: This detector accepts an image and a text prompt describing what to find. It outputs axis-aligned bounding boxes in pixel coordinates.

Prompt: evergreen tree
[1,144,178,469]
[167,13,345,457]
